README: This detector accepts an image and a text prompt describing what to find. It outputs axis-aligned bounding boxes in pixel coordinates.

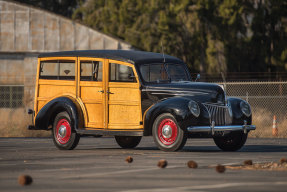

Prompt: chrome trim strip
[203,102,227,108]
[187,125,256,133]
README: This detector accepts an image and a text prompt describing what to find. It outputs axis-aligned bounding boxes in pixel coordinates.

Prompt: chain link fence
[219,81,287,138]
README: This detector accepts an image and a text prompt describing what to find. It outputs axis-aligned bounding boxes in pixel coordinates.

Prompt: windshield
[140,63,190,83]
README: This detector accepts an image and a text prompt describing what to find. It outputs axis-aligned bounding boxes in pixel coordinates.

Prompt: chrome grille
[203,103,232,125]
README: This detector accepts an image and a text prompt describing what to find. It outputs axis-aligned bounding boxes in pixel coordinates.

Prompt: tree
[17,0,287,78]
[14,0,79,18]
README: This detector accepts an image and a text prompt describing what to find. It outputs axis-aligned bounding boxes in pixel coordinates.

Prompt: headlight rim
[240,100,251,117]
[188,100,200,118]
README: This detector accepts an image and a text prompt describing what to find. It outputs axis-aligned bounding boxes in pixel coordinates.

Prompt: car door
[106,60,143,130]
[78,57,106,129]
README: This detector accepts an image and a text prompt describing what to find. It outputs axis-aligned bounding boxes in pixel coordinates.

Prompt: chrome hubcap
[58,125,66,137]
[162,125,172,138]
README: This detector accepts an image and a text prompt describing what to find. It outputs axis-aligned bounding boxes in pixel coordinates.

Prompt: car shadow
[135,145,287,152]
[134,146,220,152]
[238,145,287,152]
[76,145,287,153]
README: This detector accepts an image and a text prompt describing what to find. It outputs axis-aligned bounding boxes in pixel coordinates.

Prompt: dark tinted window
[140,64,169,82]
[109,63,136,82]
[80,61,102,81]
[40,60,75,80]
[140,63,189,83]
[166,64,189,81]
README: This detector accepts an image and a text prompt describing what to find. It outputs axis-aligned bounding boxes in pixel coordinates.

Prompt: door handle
[107,90,114,94]
[98,90,104,93]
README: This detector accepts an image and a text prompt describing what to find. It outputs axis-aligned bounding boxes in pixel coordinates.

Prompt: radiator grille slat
[203,104,231,126]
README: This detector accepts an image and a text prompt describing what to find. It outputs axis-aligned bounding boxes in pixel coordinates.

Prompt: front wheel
[115,136,142,149]
[52,112,80,150]
[213,131,248,151]
[152,113,187,152]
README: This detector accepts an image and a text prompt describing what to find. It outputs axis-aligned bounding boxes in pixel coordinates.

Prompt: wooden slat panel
[108,104,141,128]
[38,84,75,98]
[108,87,140,102]
[37,100,46,110]
[108,124,143,129]
[84,103,104,128]
[39,79,75,86]
[80,86,103,100]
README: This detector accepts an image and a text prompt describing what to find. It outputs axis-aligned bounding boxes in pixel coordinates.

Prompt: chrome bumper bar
[187,121,256,135]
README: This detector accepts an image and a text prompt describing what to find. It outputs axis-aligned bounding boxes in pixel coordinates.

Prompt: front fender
[143,97,203,136]
[35,97,83,131]
[227,97,252,125]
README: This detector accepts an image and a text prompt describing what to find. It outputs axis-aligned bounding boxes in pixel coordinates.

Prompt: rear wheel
[213,131,247,151]
[52,112,80,150]
[115,136,142,148]
[152,113,187,152]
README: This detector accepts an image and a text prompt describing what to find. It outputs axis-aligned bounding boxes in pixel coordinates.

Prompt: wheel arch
[143,97,193,136]
[35,96,84,131]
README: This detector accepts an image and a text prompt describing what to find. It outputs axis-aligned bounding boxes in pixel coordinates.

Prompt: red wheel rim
[56,119,71,144]
[158,118,178,145]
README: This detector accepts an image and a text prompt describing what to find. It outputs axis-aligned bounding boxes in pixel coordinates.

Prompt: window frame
[38,58,76,81]
[109,62,137,83]
[80,60,103,82]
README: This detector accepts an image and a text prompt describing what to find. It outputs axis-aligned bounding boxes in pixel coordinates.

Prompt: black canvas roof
[38,50,183,65]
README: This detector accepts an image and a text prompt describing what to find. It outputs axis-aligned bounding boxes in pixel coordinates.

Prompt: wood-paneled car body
[28,50,256,151]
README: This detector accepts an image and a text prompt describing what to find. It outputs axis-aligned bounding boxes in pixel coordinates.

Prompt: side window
[140,64,168,82]
[80,61,102,81]
[109,63,136,82]
[140,65,150,82]
[39,60,75,80]
[166,64,189,81]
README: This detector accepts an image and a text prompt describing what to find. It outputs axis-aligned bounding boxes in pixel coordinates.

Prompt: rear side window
[80,61,102,81]
[109,63,136,82]
[40,60,75,80]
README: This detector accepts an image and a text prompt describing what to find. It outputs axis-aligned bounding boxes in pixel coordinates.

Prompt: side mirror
[195,74,200,82]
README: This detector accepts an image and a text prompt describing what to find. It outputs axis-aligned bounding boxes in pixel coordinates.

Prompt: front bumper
[187,121,256,135]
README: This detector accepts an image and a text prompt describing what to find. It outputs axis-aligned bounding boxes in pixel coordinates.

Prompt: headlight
[188,101,200,117]
[240,101,251,117]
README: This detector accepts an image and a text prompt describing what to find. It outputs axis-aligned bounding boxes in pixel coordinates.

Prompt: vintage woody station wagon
[28,50,256,151]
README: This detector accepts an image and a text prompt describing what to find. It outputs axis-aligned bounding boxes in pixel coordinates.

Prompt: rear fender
[35,97,83,131]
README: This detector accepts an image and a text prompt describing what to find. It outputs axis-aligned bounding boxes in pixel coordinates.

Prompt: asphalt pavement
[0,137,287,192]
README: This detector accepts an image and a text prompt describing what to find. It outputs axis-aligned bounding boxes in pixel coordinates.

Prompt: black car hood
[143,81,225,104]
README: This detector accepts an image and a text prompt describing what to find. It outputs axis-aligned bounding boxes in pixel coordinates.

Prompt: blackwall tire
[115,136,142,148]
[213,131,248,151]
[52,112,80,150]
[152,113,187,152]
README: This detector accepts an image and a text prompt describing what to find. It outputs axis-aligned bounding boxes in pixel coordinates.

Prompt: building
[0,0,132,137]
